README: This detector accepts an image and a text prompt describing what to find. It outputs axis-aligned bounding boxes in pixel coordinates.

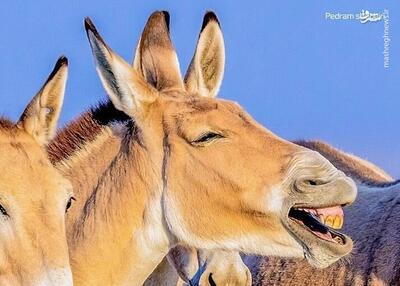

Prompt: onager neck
[49,103,171,285]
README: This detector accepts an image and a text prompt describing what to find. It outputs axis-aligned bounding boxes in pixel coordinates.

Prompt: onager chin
[50,12,356,285]
[0,58,73,286]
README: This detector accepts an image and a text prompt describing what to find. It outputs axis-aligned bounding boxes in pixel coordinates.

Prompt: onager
[48,12,356,285]
[0,57,73,285]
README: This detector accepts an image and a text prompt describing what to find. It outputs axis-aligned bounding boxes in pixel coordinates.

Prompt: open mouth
[288,206,346,245]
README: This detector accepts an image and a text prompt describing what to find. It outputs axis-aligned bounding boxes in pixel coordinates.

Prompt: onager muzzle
[282,151,357,268]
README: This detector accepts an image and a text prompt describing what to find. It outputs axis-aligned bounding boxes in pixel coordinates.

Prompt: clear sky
[0,1,399,177]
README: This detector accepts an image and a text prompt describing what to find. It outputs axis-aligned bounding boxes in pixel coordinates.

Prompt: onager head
[0,57,73,285]
[85,11,357,268]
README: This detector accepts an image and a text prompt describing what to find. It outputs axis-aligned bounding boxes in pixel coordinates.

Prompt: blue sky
[0,1,399,176]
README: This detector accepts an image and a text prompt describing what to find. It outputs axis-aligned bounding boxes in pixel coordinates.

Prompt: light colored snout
[289,150,357,206]
[37,268,73,286]
[282,150,358,268]
[294,175,357,206]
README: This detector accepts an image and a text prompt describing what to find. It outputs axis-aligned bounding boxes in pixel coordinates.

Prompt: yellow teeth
[333,216,343,229]
[320,215,343,229]
[325,216,334,228]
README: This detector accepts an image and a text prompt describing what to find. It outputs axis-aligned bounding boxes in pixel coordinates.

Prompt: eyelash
[192,132,224,145]
[66,197,76,213]
[0,205,8,217]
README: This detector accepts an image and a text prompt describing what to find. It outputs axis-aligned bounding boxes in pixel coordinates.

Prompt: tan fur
[0,57,72,285]
[49,12,356,285]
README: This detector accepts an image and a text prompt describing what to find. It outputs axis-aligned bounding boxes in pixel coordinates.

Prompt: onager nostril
[305,179,330,186]
[307,180,318,186]
[296,179,328,191]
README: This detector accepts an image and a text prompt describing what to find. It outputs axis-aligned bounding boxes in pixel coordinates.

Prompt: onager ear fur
[17,56,68,145]
[185,11,225,98]
[0,57,73,285]
[132,11,184,91]
[85,18,158,119]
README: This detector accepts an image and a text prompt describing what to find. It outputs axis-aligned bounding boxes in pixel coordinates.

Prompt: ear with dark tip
[17,56,68,146]
[84,17,158,119]
[185,11,225,98]
[132,11,184,91]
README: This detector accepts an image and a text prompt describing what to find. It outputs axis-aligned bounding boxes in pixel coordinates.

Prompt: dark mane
[295,140,399,188]
[47,100,130,163]
[0,117,15,130]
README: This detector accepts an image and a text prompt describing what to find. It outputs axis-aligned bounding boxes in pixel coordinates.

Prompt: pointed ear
[85,18,158,118]
[17,56,68,146]
[133,11,184,91]
[185,12,225,98]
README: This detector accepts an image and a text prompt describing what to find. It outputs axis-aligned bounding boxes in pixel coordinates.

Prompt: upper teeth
[300,208,344,229]
[323,215,343,229]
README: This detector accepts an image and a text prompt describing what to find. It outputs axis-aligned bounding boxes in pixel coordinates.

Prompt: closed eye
[66,197,76,213]
[0,205,8,217]
[191,132,224,146]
